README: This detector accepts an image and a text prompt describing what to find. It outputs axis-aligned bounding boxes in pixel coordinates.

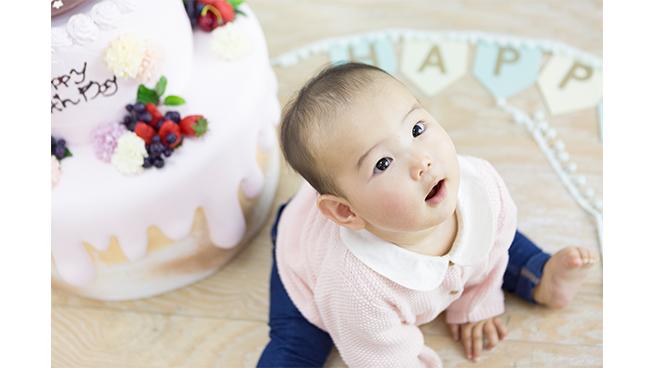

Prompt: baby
[258,62,598,368]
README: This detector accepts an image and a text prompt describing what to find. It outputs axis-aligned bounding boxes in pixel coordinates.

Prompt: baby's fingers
[472,322,484,361]
[448,324,460,341]
[483,320,499,350]
[493,316,508,340]
[461,324,473,360]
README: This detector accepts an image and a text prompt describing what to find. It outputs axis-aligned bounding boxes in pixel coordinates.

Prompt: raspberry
[134,122,157,145]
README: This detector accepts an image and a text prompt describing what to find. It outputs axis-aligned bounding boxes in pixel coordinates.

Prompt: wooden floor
[52,1,603,367]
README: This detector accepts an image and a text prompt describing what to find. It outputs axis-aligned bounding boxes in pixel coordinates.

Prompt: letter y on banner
[400,39,468,97]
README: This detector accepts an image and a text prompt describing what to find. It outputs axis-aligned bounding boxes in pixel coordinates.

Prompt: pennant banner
[400,39,468,97]
[275,29,603,121]
[538,54,603,116]
[472,42,542,99]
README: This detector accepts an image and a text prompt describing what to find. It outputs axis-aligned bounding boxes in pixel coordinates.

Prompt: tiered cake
[51,0,281,301]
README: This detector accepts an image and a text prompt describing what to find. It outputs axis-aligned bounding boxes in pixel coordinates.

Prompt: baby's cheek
[376,192,421,229]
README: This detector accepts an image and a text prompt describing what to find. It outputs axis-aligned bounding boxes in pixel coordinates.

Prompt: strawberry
[134,122,157,145]
[158,120,182,148]
[213,0,234,24]
[180,115,209,137]
[145,103,163,127]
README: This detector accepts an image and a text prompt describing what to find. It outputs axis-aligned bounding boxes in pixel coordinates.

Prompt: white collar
[339,156,495,291]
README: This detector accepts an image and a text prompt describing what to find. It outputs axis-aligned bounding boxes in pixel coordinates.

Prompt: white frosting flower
[67,14,100,45]
[138,39,166,83]
[51,155,62,188]
[112,0,139,13]
[104,33,146,79]
[51,27,73,53]
[211,22,251,61]
[91,1,123,30]
[110,131,147,175]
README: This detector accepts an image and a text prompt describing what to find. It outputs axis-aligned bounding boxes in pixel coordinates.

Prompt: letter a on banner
[400,39,468,97]
[538,55,603,116]
[472,42,542,98]
[329,37,398,75]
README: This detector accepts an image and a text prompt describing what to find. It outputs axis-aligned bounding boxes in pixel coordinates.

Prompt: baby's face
[324,75,460,237]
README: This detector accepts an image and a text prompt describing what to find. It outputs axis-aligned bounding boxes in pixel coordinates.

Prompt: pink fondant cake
[51,0,281,301]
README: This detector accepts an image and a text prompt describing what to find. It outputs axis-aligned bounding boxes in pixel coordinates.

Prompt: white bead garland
[565,162,578,174]
[583,188,595,198]
[553,140,566,152]
[593,199,603,211]
[544,128,557,140]
[574,175,586,187]
[557,151,570,163]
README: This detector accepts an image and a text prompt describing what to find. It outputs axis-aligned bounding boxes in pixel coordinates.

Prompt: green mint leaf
[156,76,167,97]
[64,147,73,158]
[228,0,245,7]
[163,95,186,106]
[235,8,247,17]
[192,117,209,137]
[137,85,159,104]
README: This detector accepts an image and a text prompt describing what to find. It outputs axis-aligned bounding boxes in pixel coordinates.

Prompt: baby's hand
[447,316,508,362]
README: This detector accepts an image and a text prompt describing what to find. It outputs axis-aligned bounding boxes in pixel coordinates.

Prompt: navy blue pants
[257,204,550,368]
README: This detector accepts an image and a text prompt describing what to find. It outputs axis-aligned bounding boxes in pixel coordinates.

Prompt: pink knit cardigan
[276,156,518,367]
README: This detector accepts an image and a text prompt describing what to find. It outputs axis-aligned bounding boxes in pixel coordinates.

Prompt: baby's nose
[412,154,432,180]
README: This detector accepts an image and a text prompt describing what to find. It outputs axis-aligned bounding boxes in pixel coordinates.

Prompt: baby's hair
[280,62,391,197]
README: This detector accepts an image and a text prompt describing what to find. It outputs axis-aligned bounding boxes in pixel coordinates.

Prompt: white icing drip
[91,1,123,30]
[51,27,73,53]
[67,13,100,45]
[111,0,140,13]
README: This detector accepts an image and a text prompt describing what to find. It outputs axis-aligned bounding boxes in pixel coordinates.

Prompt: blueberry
[151,142,165,155]
[51,136,55,146]
[151,135,161,143]
[133,102,146,114]
[166,133,177,145]
[155,120,164,130]
[153,157,165,169]
[127,122,137,131]
[149,151,162,160]
[140,112,152,123]
[53,145,66,159]
[123,115,134,124]
[145,144,151,154]
[185,0,197,20]
[164,111,181,124]
[57,139,66,147]
[194,1,205,17]
[125,104,134,112]
[143,157,152,168]
[163,148,172,157]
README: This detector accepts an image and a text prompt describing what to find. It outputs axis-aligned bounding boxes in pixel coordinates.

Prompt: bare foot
[532,247,599,309]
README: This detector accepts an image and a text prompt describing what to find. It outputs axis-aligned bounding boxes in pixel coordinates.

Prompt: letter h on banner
[329,37,398,76]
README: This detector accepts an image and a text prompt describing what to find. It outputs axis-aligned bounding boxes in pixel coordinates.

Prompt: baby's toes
[562,247,584,268]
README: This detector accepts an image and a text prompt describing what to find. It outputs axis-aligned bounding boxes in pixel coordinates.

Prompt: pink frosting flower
[138,39,165,83]
[51,155,61,188]
[92,121,128,162]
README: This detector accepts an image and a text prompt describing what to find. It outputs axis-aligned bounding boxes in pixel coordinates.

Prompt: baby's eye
[412,122,425,138]
[374,157,392,174]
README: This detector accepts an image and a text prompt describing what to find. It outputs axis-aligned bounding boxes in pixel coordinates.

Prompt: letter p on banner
[538,55,603,116]
[472,42,542,98]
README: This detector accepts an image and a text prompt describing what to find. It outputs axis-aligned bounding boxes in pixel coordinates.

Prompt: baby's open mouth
[425,180,443,201]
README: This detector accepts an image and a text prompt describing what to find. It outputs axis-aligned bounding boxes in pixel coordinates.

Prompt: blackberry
[152,135,161,143]
[53,145,66,159]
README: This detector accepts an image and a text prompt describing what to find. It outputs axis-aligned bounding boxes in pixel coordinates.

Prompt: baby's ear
[316,194,366,230]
